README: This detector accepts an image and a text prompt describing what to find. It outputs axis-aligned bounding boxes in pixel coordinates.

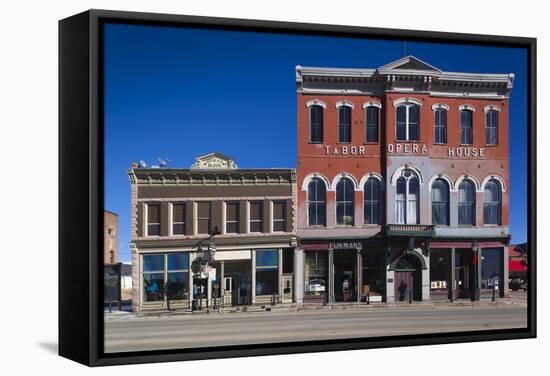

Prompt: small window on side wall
[310,104,324,143]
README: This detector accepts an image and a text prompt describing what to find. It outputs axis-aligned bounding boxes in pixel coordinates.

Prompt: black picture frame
[59,9,537,367]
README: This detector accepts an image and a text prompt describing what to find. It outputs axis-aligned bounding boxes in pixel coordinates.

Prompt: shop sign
[387,143,428,154]
[328,241,363,251]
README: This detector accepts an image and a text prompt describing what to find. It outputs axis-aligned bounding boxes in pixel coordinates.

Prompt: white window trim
[144,203,161,237]
[395,170,420,225]
[248,201,264,233]
[335,100,354,109]
[306,99,327,108]
[330,172,360,191]
[455,174,482,192]
[362,101,382,109]
[358,172,385,191]
[458,104,476,112]
[193,201,198,235]
[483,104,501,113]
[395,102,420,141]
[271,200,287,233]
[224,201,240,234]
[428,173,455,191]
[393,97,422,107]
[480,175,507,192]
[171,202,186,236]
[431,103,449,111]
[301,172,331,191]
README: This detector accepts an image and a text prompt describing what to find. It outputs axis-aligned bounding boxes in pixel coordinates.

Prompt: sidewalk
[104,296,527,321]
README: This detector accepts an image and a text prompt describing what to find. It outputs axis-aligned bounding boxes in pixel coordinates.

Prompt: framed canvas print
[59,9,536,366]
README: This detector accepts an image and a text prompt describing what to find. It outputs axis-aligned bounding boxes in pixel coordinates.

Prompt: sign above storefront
[322,144,487,158]
[328,241,363,251]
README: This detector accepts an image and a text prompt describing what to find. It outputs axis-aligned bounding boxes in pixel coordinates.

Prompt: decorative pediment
[378,55,441,73]
[191,152,238,170]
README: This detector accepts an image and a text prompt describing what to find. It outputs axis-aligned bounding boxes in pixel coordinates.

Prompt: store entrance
[454,249,474,300]
[393,254,422,301]
[334,250,357,302]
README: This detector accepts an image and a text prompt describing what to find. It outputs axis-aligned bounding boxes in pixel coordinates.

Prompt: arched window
[364,178,380,224]
[458,180,476,225]
[460,109,473,145]
[431,179,449,225]
[395,169,419,224]
[486,110,498,145]
[338,105,352,143]
[336,178,355,225]
[309,104,324,143]
[434,108,447,144]
[396,104,419,141]
[365,106,379,143]
[484,179,502,225]
[307,178,326,226]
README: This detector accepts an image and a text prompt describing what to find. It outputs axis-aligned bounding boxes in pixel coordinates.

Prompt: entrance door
[394,271,413,301]
[393,254,422,301]
[223,276,234,306]
[282,274,293,303]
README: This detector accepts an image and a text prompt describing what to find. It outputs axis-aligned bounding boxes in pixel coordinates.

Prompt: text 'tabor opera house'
[295,56,514,304]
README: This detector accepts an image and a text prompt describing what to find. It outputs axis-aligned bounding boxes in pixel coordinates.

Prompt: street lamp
[191,227,220,312]
[471,240,480,301]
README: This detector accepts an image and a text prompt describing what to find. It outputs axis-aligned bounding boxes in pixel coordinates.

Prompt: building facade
[295,56,513,303]
[104,210,119,265]
[129,153,297,311]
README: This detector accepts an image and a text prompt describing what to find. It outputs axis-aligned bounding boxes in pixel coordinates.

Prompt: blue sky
[104,23,528,263]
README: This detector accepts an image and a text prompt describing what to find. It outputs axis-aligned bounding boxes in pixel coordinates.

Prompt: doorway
[393,254,422,301]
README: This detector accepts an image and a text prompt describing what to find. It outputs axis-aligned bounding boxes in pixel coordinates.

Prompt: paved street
[104,305,528,353]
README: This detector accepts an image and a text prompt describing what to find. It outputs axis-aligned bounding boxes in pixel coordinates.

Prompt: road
[104,306,527,353]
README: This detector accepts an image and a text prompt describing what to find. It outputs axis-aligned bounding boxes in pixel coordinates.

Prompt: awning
[509,260,528,272]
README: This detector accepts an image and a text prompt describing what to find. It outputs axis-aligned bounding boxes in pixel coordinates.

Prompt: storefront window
[304,251,327,299]
[256,250,278,296]
[481,248,503,296]
[142,253,190,303]
[362,250,384,298]
[334,250,356,302]
[430,249,450,300]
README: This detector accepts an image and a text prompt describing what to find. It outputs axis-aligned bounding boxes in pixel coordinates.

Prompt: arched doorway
[392,253,423,301]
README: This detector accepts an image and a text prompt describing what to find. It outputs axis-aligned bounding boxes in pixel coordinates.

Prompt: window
[365,106,379,143]
[142,253,190,303]
[480,248,503,297]
[396,104,419,141]
[434,108,447,144]
[395,169,419,224]
[486,110,498,145]
[146,203,160,236]
[484,180,502,225]
[196,202,211,234]
[310,104,324,143]
[272,201,287,232]
[458,180,476,226]
[336,177,355,225]
[109,250,115,264]
[255,250,278,296]
[142,254,165,302]
[172,203,186,235]
[225,202,240,234]
[431,179,449,225]
[249,201,263,232]
[460,109,473,145]
[338,105,351,143]
[307,178,326,226]
[364,177,380,224]
[304,251,328,299]
[107,228,115,236]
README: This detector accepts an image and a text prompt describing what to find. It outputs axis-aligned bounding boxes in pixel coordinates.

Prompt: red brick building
[295,56,513,303]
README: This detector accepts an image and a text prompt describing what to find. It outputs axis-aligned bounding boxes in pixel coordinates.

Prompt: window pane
[143,254,164,272]
[310,105,323,143]
[173,223,185,235]
[408,105,419,141]
[148,204,160,222]
[305,251,327,297]
[173,203,185,222]
[273,201,285,220]
[168,253,189,270]
[197,202,211,218]
[396,106,407,141]
[167,272,189,300]
[365,107,378,142]
[198,219,210,234]
[142,273,165,302]
[226,222,239,233]
[460,110,473,144]
[338,106,351,143]
[250,202,263,220]
[364,178,380,224]
[481,248,503,293]
[226,202,239,221]
[147,224,160,236]
[250,221,262,233]
[256,269,278,296]
[256,250,278,267]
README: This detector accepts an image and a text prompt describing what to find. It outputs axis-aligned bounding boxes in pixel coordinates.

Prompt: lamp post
[471,240,480,301]
[191,227,220,312]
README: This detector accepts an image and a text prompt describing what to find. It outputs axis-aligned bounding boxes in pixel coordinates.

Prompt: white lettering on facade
[359,146,365,155]
[413,144,419,153]
[447,147,487,158]
[387,144,394,153]
[321,144,488,158]
[350,146,357,155]
[342,146,348,155]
